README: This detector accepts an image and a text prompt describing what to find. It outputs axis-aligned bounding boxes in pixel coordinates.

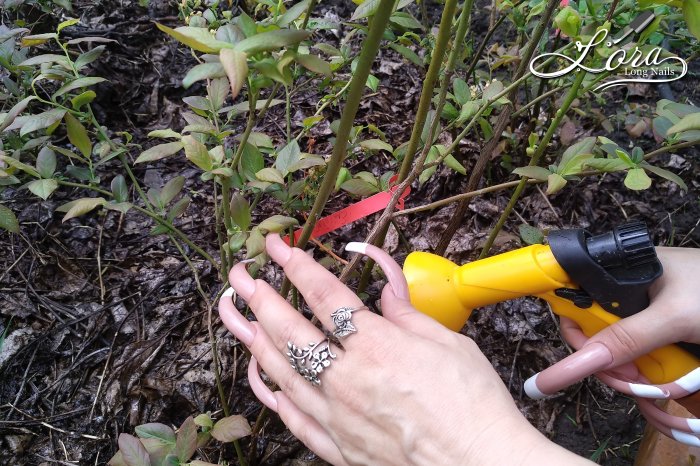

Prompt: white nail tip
[346,242,368,254]
[222,287,235,298]
[628,383,668,399]
[524,374,547,400]
[674,368,700,393]
[672,429,700,447]
[687,419,700,434]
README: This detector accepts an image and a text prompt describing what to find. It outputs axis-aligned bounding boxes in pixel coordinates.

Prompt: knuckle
[606,324,641,356]
[304,280,337,310]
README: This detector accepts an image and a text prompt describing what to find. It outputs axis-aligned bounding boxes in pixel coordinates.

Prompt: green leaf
[19,109,67,136]
[183,63,226,88]
[275,140,301,176]
[546,173,567,194]
[255,167,285,184]
[352,0,380,20]
[156,24,233,53]
[239,143,264,181]
[59,197,106,221]
[359,139,392,152]
[335,167,351,191]
[134,423,176,445]
[211,415,252,442]
[161,176,185,206]
[0,96,36,132]
[135,141,184,164]
[640,163,688,191]
[75,45,106,69]
[229,231,248,253]
[229,194,251,230]
[1,155,40,177]
[453,78,470,105]
[244,132,273,148]
[258,215,299,234]
[220,48,248,100]
[366,74,379,92]
[21,33,58,47]
[36,147,56,178]
[234,29,310,54]
[27,179,58,200]
[666,112,700,135]
[519,224,544,245]
[0,204,19,233]
[52,77,106,99]
[64,113,92,157]
[168,196,190,221]
[557,137,595,175]
[388,43,422,67]
[390,11,422,29]
[246,227,265,258]
[278,0,311,26]
[118,434,151,466]
[175,417,197,462]
[443,154,467,174]
[111,175,128,202]
[684,0,700,40]
[71,90,96,109]
[182,135,214,171]
[624,168,652,190]
[584,158,628,172]
[457,101,480,123]
[295,53,332,76]
[148,129,181,139]
[482,80,504,101]
[18,54,68,66]
[57,18,80,33]
[554,6,581,37]
[513,166,551,181]
[615,149,636,168]
[341,179,380,196]
[193,414,214,429]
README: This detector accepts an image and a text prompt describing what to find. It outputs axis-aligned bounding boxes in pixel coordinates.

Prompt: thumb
[525,302,682,399]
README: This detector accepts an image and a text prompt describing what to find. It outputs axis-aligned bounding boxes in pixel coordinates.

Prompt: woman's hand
[218,234,589,466]
[524,247,700,409]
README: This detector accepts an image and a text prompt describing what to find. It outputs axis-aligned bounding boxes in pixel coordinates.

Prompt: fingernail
[229,261,257,301]
[218,288,256,346]
[525,342,613,398]
[266,233,293,265]
[628,383,669,399]
[248,356,278,411]
[345,242,410,300]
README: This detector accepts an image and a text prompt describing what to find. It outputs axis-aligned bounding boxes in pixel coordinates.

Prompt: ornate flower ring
[286,339,337,386]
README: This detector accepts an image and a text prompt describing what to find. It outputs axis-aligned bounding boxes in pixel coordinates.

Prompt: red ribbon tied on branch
[283,176,411,244]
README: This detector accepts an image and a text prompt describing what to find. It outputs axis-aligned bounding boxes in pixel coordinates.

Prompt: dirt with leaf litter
[1,0,699,465]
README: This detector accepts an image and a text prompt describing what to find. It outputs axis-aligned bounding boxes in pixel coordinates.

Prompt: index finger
[266,234,383,345]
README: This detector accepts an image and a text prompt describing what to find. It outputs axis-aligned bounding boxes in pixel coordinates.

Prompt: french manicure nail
[218,289,256,346]
[248,357,278,411]
[229,261,257,301]
[525,342,613,398]
[266,233,293,265]
[346,242,410,300]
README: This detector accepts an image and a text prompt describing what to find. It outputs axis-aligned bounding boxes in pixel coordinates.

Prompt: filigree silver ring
[286,339,337,386]
[330,305,368,339]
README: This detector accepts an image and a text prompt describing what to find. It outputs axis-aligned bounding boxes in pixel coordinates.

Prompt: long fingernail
[345,242,410,300]
[219,288,256,346]
[248,356,278,411]
[229,261,257,301]
[524,342,613,399]
[266,233,293,265]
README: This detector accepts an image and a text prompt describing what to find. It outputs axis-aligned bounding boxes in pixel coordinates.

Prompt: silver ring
[286,339,337,386]
[330,305,368,339]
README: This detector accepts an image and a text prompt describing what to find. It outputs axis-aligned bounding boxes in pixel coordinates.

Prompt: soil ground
[1,0,699,464]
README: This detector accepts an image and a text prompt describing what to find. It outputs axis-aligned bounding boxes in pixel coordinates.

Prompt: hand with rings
[218,234,589,466]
